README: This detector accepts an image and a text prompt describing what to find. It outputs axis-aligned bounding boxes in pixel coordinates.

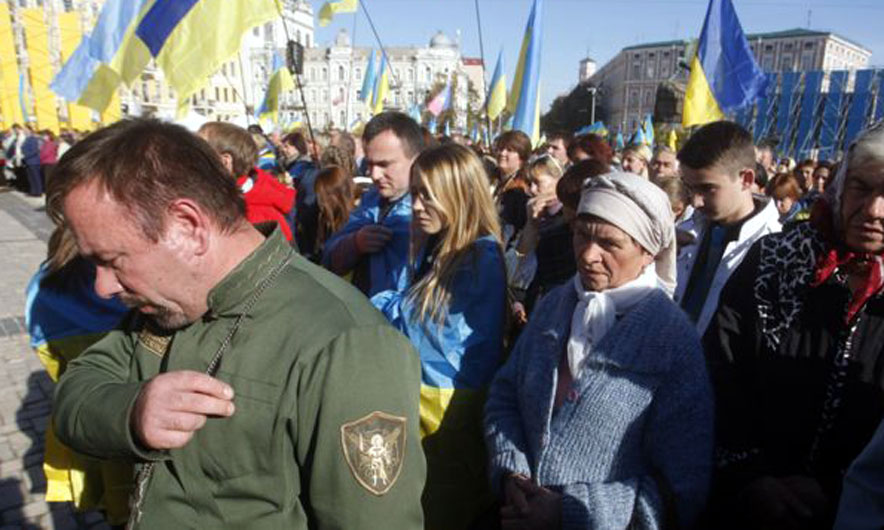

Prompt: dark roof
[623,39,690,52]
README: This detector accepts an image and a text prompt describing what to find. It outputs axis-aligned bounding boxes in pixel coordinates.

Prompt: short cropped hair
[48,118,245,241]
[556,159,609,212]
[198,121,259,177]
[547,130,573,146]
[363,112,425,158]
[677,120,756,177]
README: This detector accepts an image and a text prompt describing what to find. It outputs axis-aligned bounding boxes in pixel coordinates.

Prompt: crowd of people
[14,111,884,529]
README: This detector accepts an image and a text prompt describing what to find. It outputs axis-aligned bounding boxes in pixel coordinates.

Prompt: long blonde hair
[408,144,503,323]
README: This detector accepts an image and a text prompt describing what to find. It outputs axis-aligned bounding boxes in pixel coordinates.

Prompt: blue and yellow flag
[257,52,295,123]
[371,53,389,115]
[360,49,377,103]
[507,0,544,146]
[135,0,279,103]
[485,49,506,120]
[683,0,767,127]
[642,114,655,146]
[615,131,625,150]
[318,0,358,27]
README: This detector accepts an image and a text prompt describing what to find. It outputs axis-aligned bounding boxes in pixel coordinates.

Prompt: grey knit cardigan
[484,282,713,529]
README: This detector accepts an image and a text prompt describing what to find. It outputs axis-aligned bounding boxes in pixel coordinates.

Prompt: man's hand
[512,302,528,326]
[131,371,235,450]
[354,225,393,254]
[502,476,562,530]
[501,474,531,519]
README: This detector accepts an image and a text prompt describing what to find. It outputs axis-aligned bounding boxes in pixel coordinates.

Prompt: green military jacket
[53,228,426,529]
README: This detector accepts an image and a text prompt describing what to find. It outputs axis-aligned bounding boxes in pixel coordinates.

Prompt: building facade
[588,28,872,131]
[298,29,470,130]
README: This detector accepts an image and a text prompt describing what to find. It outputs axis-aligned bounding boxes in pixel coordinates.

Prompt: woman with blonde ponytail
[372,143,507,530]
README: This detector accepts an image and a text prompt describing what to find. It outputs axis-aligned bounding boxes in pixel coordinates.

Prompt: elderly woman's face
[841,159,884,253]
[572,216,653,292]
[621,153,647,177]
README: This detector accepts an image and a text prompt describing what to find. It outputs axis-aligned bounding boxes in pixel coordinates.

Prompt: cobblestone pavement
[0,191,112,530]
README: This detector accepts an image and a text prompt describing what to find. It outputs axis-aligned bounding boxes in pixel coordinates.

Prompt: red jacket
[237,168,296,241]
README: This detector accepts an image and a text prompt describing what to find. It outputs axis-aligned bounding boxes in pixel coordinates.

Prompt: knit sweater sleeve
[484,332,532,497]
[560,314,714,530]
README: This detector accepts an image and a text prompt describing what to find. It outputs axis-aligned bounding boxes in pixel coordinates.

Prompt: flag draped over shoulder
[682,0,767,127]
[318,0,358,28]
[485,50,506,120]
[507,0,543,146]
[257,52,295,123]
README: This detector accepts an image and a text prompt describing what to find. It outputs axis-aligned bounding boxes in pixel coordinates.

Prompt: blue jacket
[22,135,41,167]
[372,235,506,530]
[323,187,411,296]
[485,282,713,530]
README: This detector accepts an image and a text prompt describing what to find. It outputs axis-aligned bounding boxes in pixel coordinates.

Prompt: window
[340,111,345,125]
[222,63,227,75]
[781,55,793,71]
[200,88,206,102]
[763,55,774,70]
[142,82,149,102]
[322,67,328,81]
[264,23,273,41]
[631,62,641,80]
[230,62,235,76]
[408,68,414,81]
[801,52,815,71]
[306,34,311,48]
[784,43,793,51]
[804,41,815,50]
[252,27,259,37]
[215,87,220,101]
[310,68,316,82]
[296,30,302,44]
[223,87,229,102]
[323,112,330,126]
[629,90,639,107]
[425,66,432,82]
[322,89,328,102]
[356,68,362,80]
[647,61,656,79]
[338,87,345,102]
[660,60,670,78]
[338,65,345,81]
[643,90,653,106]
[168,87,174,99]
[765,44,774,52]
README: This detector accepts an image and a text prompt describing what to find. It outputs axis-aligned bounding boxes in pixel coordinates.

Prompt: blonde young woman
[372,144,507,530]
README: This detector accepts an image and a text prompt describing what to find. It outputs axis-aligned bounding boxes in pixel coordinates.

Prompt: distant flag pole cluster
[51,0,279,114]
[318,0,358,27]
[682,0,767,127]
[507,0,544,146]
[485,50,506,121]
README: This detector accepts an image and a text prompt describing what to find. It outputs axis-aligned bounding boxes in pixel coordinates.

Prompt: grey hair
[825,120,884,228]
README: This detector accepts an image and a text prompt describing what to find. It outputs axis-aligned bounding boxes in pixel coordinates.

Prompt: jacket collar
[205,225,291,318]
[691,196,781,244]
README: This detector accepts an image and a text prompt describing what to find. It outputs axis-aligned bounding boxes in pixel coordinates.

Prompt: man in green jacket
[48,118,426,529]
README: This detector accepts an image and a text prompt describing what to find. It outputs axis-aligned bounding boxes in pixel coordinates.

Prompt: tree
[541,81,608,134]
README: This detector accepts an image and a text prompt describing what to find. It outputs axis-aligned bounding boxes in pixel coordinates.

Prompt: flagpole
[358,0,401,91]
[237,51,252,125]
[345,11,358,128]
[274,1,318,166]
[473,0,492,147]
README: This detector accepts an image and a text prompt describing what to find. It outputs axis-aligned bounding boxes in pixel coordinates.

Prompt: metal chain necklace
[127,248,294,529]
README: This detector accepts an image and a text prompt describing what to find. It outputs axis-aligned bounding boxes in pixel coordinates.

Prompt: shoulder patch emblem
[340,411,407,496]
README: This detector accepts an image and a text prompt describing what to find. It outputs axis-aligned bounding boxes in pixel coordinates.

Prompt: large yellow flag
[22,8,59,133]
[0,3,24,128]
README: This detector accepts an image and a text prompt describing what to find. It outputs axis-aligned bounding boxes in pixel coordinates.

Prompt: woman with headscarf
[485,172,713,530]
[704,122,884,529]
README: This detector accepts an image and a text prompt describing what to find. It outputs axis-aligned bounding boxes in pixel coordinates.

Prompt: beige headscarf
[576,170,677,294]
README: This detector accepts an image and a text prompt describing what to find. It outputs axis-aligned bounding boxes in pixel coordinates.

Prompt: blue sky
[311,0,884,112]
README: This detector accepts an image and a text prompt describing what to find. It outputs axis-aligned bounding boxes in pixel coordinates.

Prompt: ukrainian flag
[507,0,544,146]
[318,0,358,27]
[135,0,279,103]
[26,262,131,525]
[359,49,377,103]
[682,0,767,127]
[257,52,295,123]
[485,50,506,120]
[371,53,389,115]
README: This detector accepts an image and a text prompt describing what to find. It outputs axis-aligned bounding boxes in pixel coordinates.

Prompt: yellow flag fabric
[22,8,59,133]
[666,129,679,151]
[101,89,121,125]
[506,27,532,115]
[372,65,389,115]
[150,0,278,104]
[683,55,724,127]
[57,12,94,131]
[0,3,24,128]
[318,0,358,27]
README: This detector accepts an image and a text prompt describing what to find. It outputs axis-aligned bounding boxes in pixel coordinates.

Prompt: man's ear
[164,199,210,258]
[219,152,234,175]
[738,167,756,191]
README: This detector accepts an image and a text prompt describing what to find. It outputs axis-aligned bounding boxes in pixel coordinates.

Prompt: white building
[588,28,872,131]
[298,29,470,130]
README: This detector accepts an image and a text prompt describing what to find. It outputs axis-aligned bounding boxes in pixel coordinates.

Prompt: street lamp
[587,86,598,124]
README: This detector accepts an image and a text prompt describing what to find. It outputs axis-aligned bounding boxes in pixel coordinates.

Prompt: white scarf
[566,265,660,378]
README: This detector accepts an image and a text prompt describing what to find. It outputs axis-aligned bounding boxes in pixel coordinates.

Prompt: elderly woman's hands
[501,473,562,530]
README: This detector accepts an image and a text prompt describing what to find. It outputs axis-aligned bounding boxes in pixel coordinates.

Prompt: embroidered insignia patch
[340,411,407,496]
[137,328,172,358]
